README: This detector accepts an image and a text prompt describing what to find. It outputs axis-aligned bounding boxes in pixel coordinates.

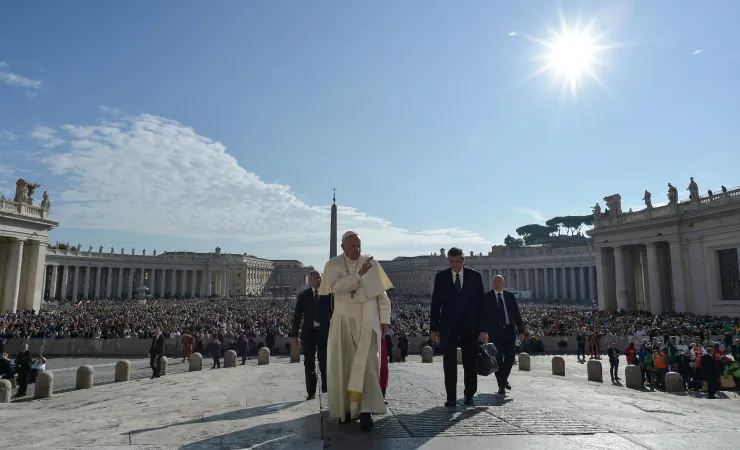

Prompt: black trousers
[17,369,28,395]
[302,328,327,396]
[149,354,161,376]
[577,344,586,359]
[442,332,478,401]
[494,338,515,389]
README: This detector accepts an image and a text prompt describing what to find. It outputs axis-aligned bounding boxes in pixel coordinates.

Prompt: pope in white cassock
[319,230,392,431]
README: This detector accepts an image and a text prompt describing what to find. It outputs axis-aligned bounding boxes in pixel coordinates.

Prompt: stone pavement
[2,354,740,449]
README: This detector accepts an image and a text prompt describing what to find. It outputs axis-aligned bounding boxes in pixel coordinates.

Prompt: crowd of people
[1,296,740,343]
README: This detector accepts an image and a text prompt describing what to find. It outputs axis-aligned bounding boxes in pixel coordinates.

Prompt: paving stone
[488,406,608,435]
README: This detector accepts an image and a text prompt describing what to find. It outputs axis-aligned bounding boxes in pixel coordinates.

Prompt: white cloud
[30,125,65,148]
[35,112,491,261]
[511,206,546,222]
[692,49,703,55]
[0,61,43,91]
[0,130,19,141]
[25,90,38,98]
[508,32,517,36]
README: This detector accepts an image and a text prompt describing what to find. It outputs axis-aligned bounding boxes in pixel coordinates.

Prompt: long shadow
[128,400,303,436]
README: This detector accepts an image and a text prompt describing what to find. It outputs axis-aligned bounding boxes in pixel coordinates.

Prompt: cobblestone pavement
[321,357,740,450]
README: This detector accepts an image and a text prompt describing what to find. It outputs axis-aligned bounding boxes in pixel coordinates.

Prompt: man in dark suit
[485,275,525,395]
[291,270,330,400]
[430,247,488,406]
[149,327,165,379]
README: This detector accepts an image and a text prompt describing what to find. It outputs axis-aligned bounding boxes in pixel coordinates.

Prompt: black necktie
[455,273,461,293]
[498,293,506,325]
[313,290,320,327]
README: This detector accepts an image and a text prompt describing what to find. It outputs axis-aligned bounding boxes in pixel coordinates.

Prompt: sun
[522,14,615,98]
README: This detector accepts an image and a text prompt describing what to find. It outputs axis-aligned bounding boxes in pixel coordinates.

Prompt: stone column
[570,266,577,299]
[553,268,559,299]
[225,270,231,297]
[2,240,24,312]
[645,243,662,313]
[159,269,166,298]
[543,268,550,298]
[26,242,47,311]
[206,270,212,297]
[61,265,69,300]
[589,266,596,300]
[523,268,530,292]
[580,266,587,301]
[49,265,58,299]
[119,268,126,298]
[180,270,187,296]
[83,266,91,300]
[533,268,540,298]
[127,268,134,299]
[148,268,155,293]
[561,267,568,299]
[72,265,80,301]
[94,266,102,299]
[613,246,628,310]
[668,241,686,313]
[190,270,197,297]
[105,268,112,298]
[169,269,175,296]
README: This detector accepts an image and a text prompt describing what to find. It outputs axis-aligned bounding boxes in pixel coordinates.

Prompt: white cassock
[319,253,392,421]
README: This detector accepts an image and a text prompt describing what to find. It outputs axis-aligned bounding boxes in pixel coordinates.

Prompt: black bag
[477,342,499,377]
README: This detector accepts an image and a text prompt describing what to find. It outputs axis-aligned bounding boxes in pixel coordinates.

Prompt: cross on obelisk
[330,188,338,258]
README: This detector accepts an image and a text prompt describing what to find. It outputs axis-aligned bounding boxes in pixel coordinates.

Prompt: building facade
[0,182,57,312]
[43,246,275,300]
[265,260,313,296]
[587,181,740,316]
[381,245,597,301]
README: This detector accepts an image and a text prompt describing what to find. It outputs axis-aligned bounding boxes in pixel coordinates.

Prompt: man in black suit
[430,247,488,406]
[149,327,165,379]
[291,270,330,400]
[485,275,525,395]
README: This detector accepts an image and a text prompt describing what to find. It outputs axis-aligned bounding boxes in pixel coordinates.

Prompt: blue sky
[1,1,738,269]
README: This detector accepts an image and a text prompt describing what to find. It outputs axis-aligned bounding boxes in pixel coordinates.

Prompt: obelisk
[330,188,338,258]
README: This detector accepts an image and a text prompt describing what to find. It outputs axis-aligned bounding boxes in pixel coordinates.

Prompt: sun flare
[522,14,615,98]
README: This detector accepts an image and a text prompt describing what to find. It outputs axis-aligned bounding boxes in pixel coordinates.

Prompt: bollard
[518,352,531,371]
[34,371,54,399]
[189,352,203,371]
[224,350,237,368]
[587,359,602,382]
[392,347,402,362]
[0,379,11,403]
[76,365,94,389]
[258,347,270,365]
[551,356,565,376]
[421,346,434,363]
[115,360,131,382]
[664,372,684,392]
[625,365,643,390]
[290,342,300,363]
[160,356,168,376]
[457,347,462,365]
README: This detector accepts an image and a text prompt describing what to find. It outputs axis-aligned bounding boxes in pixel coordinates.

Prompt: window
[718,249,740,301]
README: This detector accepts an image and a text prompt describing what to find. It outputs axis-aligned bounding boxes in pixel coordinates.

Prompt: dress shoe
[497,388,505,395]
[504,382,511,390]
[463,396,474,406]
[359,412,374,431]
[444,400,457,407]
[306,394,316,400]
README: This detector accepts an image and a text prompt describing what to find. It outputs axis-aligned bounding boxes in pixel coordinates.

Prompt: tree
[545,216,565,236]
[515,224,557,245]
[504,234,523,248]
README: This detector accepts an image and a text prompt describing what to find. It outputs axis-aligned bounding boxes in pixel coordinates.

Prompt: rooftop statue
[643,190,653,209]
[687,177,699,201]
[667,183,679,205]
[40,191,51,210]
[14,179,41,205]
[592,202,602,219]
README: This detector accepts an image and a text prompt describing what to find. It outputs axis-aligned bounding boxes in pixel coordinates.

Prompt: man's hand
[519,333,526,343]
[358,256,374,276]
[291,337,299,348]
[479,332,489,344]
[381,324,390,336]
[431,331,440,344]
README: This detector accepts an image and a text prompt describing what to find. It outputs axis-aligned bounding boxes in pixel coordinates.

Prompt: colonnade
[0,238,47,313]
[480,266,597,300]
[42,264,237,300]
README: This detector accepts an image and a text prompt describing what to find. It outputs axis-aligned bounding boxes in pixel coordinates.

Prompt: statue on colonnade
[643,190,653,209]
[667,183,679,205]
[687,177,699,201]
